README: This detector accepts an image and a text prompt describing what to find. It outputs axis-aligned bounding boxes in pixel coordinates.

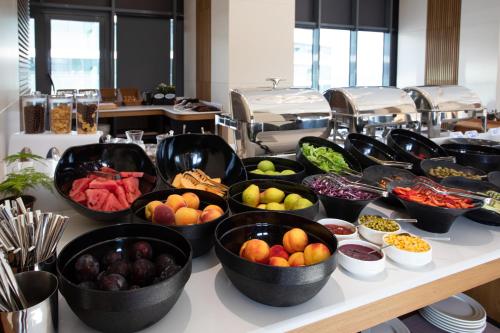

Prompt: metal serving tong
[324,174,388,197]
[414,177,492,205]
[367,156,414,170]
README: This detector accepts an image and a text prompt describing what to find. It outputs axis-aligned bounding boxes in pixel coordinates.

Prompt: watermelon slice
[70,177,92,194]
[86,189,111,211]
[70,190,87,204]
[119,172,144,178]
[121,177,141,203]
[102,193,128,211]
[89,178,119,192]
[114,185,129,208]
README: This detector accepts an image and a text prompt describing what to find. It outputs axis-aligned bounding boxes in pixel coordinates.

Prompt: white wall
[183,0,197,98]
[0,0,21,179]
[211,0,295,111]
[396,0,427,88]
[458,0,500,110]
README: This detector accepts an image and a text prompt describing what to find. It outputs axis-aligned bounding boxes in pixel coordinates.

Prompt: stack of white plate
[361,318,410,333]
[419,293,487,333]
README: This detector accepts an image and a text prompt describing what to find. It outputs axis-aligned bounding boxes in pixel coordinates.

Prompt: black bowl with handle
[420,159,486,183]
[441,143,500,173]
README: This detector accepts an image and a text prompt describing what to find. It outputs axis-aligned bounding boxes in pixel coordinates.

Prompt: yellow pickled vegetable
[384,234,430,252]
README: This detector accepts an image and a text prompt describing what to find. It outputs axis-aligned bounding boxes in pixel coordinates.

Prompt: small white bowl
[382,233,432,267]
[357,218,401,245]
[337,239,385,277]
[317,218,358,241]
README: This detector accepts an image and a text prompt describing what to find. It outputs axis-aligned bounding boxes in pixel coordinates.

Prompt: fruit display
[171,169,228,197]
[144,192,224,226]
[384,234,431,253]
[393,186,475,209]
[359,215,400,232]
[241,184,313,210]
[72,240,181,291]
[69,167,143,212]
[239,228,331,267]
[428,166,482,180]
[249,160,296,176]
[301,143,353,173]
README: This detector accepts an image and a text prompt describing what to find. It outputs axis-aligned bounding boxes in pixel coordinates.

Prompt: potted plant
[153,83,176,105]
[0,152,53,209]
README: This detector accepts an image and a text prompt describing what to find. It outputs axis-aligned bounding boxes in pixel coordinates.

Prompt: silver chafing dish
[403,85,487,138]
[215,79,332,157]
[324,87,421,140]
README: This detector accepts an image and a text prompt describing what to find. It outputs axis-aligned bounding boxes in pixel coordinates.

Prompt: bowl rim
[214,211,337,270]
[57,223,192,294]
[228,179,320,212]
[441,143,500,156]
[242,156,306,172]
[357,216,401,234]
[388,129,448,157]
[316,218,358,237]
[131,188,229,228]
[382,232,432,254]
[302,174,382,202]
[337,239,385,262]
[345,133,399,160]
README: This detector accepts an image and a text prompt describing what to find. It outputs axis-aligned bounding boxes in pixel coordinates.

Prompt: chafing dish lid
[324,86,418,116]
[403,85,483,112]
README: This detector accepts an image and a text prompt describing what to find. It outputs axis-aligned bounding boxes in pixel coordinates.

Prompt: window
[356,31,384,86]
[319,29,350,91]
[50,19,100,90]
[28,18,36,93]
[293,28,313,88]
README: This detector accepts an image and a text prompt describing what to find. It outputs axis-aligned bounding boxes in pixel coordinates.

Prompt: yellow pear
[261,187,285,204]
[266,202,285,210]
[284,193,301,210]
[293,198,314,210]
[257,203,267,209]
[242,184,260,207]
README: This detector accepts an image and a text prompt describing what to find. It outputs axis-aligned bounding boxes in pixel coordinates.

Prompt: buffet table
[56,202,500,333]
[97,105,221,122]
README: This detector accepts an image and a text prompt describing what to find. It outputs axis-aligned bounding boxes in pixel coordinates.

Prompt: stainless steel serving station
[324,86,421,141]
[215,79,332,157]
[403,85,487,138]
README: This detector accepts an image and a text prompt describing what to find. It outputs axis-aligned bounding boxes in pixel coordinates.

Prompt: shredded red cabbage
[308,176,378,200]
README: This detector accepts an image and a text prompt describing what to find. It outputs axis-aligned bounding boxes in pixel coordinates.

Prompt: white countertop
[55,201,500,333]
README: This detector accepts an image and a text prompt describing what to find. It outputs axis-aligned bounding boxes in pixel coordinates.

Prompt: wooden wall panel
[196,0,211,100]
[425,0,461,85]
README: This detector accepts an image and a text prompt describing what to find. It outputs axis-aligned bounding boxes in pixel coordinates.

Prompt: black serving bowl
[344,133,404,169]
[54,143,158,222]
[243,157,306,183]
[303,174,381,222]
[441,177,500,226]
[387,180,482,233]
[420,159,486,183]
[387,129,450,173]
[228,179,319,220]
[156,133,247,186]
[447,137,500,149]
[214,211,337,307]
[488,171,500,188]
[441,143,500,173]
[57,223,191,333]
[295,136,362,177]
[131,188,229,258]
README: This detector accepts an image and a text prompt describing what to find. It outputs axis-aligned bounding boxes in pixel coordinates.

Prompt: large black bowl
[214,211,337,307]
[488,171,500,188]
[156,134,247,186]
[361,165,417,207]
[441,143,500,173]
[228,179,319,220]
[54,144,157,222]
[442,177,500,226]
[295,136,362,176]
[57,223,192,333]
[387,129,450,173]
[420,159,486,182]
[447,137,500,149]
[344,133,404,169]
[131,189,229,258]
[303,174,381,222]
[387,180,481,233]
[243,157,306,183]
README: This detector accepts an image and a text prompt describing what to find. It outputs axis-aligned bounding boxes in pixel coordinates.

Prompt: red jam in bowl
[339,244,382,261]
[325,224,354,235]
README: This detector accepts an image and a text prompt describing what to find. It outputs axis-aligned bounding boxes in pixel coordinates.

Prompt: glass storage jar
[49,95,73,134]
[21,92,47,134]
[76,92,99,134]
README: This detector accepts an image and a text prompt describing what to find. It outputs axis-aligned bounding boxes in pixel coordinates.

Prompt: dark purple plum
[155,254,176,275]
[75,254,100,282]
[129,241,153,260]
[101,250,124,269]
[158,265,181,282]
[78,281,97,290]
[106,260,131,278]
[130,259,155,286]
[98,274,128,291]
